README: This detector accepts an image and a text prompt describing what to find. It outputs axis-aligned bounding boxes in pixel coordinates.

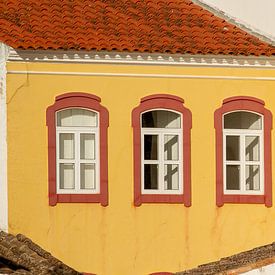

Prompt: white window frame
[223,111,264,195]
[56,108,100,194]
[141,109,183,195]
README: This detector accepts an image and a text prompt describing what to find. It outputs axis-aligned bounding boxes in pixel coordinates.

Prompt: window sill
[49,193,108,206]
[217,194,271,207]
[134,194,190,206]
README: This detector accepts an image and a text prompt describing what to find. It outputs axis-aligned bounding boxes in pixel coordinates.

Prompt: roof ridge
[192,0,275,46]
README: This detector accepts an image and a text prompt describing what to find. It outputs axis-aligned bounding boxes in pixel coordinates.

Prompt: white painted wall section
[244,263,275,274]
[0,43,9,232]
[202,0,275,40]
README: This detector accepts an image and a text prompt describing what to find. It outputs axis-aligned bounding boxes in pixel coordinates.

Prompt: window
[56,109,99,194]
[224,111,263,194]
[46,93,109,206]
[132,94,192,206]
[215,96,272,207]
[142,110,182,194]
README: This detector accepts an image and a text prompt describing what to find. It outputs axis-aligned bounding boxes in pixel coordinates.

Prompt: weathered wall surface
[6,61,275,275]
[0,43,8,232]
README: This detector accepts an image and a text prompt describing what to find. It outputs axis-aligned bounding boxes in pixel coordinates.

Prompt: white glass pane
[60,164,75,189]
[59,133,74,159]
[224,111,261,130]
[246,136,260,161]
[164,135,179,160]
[226,136,239,161]
[142,110,181,128]
[226,165,240,190]
[144,164,158,189]
[80,134,95,160]
[144,135,158,160]
[57,109,97,127]
[164,164,179,190]
[246,165,260,190]
[80,164,96,189]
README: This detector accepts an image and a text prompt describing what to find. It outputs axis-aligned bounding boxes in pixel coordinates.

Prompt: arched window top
[57,108,98,127]
[142,110,181,129]
[224,111,262,130]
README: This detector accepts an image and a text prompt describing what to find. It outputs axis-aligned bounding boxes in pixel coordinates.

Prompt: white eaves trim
[8,48,275,69]
[7,71,275,82]
[0,43,9,232]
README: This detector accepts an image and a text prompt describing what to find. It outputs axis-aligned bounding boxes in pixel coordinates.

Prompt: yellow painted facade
[6,60,275,275]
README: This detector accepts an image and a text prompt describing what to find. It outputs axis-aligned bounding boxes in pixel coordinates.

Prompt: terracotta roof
[0,0,275,56]
[0,231,86,275]
[175,242,275,275]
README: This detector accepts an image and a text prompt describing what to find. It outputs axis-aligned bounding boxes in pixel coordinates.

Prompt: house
[1,0,275,275]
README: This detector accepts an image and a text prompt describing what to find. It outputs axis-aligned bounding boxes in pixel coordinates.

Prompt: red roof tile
[0,0,275,56]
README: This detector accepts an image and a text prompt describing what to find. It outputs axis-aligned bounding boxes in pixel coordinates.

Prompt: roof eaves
[7,48,275,68]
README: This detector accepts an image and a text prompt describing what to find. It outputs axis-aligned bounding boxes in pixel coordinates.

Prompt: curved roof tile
[0,0,275,55]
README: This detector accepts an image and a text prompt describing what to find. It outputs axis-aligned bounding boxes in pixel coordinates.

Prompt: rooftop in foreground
[176,241,275,275]
[0,231,87,275]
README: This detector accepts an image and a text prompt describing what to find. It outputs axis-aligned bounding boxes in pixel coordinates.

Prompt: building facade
[1,1,275,275]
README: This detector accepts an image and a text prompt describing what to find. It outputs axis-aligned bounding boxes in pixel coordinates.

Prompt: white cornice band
[7,70,275,82]
[0,43,9,232]
[8,48,275,69]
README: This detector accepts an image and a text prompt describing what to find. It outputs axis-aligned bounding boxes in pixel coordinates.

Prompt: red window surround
[132,94,192,207]
[46,92,109,206]
[214,96,272,207]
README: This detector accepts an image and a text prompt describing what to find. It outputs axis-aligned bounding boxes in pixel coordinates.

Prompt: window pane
[144,164,158,189]
[226,136,239,161]
[142,110,181,128]
[59,133,74,159]
[80,164,96,189]
[246,136,260,161]
[224,111,261,130]
[164,164,179,190]
[57,109,97,127]
[246,165,260,190]
[226,165,240,190]
[60,164,75,189]
[144,135,158,160]
[164,135,179,161]
[80,134,95,160]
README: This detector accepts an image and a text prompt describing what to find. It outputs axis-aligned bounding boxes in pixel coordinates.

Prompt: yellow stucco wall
[6,61,275,275]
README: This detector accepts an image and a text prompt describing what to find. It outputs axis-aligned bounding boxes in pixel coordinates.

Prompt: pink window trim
[46,92,109,206]
[214,96,272,207]
[132,94,192,207]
